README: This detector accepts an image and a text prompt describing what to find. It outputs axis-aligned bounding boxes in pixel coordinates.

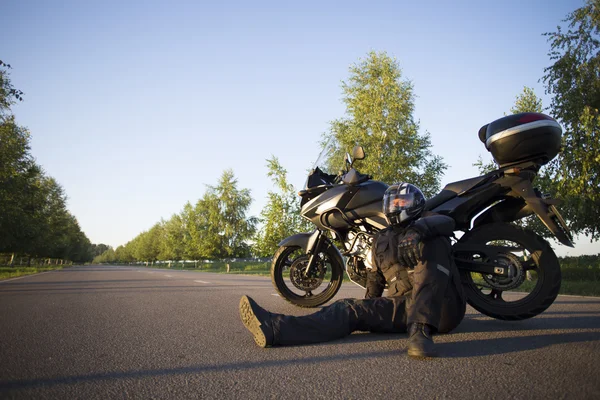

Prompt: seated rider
[239,182,466,358]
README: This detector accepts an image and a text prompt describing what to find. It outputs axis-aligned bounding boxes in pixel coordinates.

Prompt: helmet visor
[384,192,417,215]
[392,194,416,209]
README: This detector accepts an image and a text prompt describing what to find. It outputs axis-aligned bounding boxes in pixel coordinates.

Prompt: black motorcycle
[271,112,573,321]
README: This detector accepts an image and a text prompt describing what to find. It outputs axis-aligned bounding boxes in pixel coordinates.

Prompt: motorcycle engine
[344,231,373,288]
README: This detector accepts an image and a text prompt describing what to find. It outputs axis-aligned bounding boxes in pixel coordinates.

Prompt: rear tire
[271,244,344,308]
[456,223,561,321]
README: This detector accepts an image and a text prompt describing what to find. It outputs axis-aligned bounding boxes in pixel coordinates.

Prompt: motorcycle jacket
[371,212,455,287]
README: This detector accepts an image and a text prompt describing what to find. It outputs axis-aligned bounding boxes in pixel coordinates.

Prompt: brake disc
[289,255,326,291]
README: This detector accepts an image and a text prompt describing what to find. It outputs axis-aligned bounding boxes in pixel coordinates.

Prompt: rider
[239,182,466,358]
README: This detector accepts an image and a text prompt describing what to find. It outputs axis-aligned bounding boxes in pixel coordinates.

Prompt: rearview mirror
[352,146,365,160]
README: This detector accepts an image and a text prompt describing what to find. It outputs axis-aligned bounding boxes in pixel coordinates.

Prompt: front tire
[271,244,344,308]
[455,223,561,320]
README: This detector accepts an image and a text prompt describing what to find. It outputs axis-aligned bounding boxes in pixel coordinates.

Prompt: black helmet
[383,183,426,226]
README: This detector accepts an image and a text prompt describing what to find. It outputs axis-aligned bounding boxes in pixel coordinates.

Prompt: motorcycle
[271,112,573,320]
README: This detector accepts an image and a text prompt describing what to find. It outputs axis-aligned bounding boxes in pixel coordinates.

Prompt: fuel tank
[301,180,388,231]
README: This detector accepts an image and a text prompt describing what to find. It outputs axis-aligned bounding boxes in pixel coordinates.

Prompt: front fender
[278,231,320,252]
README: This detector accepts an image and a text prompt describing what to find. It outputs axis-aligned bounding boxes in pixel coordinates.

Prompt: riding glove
[397,229,423,268]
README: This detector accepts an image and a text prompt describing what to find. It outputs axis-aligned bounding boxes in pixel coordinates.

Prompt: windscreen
[311,137,345,176]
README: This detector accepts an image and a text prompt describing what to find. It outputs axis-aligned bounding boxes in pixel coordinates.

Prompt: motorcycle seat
[424,175,490,211]
[424,189,456,211]
[444,175,489,195]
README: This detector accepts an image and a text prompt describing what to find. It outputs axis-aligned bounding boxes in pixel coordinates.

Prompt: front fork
[303,230,327,276]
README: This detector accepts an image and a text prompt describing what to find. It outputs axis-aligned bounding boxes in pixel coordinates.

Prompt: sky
[2,0,597,257]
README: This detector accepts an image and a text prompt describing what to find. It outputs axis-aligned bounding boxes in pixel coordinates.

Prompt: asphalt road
[0,265,599,399]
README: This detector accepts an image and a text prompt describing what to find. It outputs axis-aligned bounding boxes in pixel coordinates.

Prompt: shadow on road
[455,314,600,333]
[439,331,600,358]
[2,328,598,392]
[0,350,400,391]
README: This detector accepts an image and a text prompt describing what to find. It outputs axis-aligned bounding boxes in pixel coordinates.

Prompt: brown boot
[239,295,275,348]
[407,323,437,358]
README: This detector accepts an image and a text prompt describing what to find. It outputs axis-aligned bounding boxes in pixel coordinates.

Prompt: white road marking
[271,293,280,297]
[194,280,210,284]
[165,274,173,277]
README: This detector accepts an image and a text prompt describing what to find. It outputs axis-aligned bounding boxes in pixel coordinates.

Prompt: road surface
[1,265,599,399]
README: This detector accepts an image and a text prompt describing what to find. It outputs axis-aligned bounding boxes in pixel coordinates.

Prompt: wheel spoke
[523,259,538,271]
[488,288,505,302]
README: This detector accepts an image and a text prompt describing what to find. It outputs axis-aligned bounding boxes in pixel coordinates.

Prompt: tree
[191,195,221,259]
[159,215,186,263]
[1,61,94,264]
[323,51,446,197]
[110,170,257,263]
[0,62,39,255]
[0,60,23,117]
[135,224,162,265]
[543,0,600,239]
[91,243,111,258]
[205,170,256,258]
[0,119,40,254]
[253,157,308,257]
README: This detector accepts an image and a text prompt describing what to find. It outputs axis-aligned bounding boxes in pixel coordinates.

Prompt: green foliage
[158,215,186,261]
[0,62,93,264]
[0,60,23,117]
[323,51,446,197]
[0,265,66,280]
[253,157,309,257]
[98,170,256,264]
[543,0,600,239]
[193,170,257,259]
[91,243,110,258]
[510,86,544,115]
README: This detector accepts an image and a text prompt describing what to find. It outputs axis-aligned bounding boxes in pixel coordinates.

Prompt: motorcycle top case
[478,112,562,167]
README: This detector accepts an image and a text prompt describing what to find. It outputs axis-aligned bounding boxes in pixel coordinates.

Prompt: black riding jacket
[372,211,455,275]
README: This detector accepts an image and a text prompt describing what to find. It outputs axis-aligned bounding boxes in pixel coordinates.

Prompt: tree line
[0,61,95,265]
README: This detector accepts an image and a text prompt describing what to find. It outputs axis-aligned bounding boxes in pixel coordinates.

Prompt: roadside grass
[0,265,67,280]
[514,279,600,297]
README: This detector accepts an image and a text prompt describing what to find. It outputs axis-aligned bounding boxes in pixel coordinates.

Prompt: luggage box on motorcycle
[478,112,562,167]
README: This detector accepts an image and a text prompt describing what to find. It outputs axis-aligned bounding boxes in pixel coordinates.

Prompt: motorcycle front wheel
[455,222,562,320]
[271,244,344,308]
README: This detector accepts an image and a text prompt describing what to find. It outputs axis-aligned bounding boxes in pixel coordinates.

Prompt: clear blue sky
[2,0,597,256]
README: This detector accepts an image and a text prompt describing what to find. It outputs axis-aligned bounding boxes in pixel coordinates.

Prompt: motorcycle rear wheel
[271,245,344,308]
[456,223,561,321]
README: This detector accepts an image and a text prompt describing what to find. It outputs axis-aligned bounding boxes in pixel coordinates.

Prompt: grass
[0,265,67,280]
[515,279,600,297]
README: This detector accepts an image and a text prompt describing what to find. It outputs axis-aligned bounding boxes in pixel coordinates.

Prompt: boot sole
[239,296,269,348]
[407,348,437,359]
